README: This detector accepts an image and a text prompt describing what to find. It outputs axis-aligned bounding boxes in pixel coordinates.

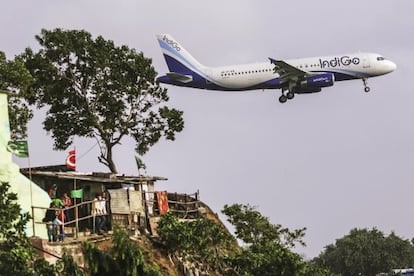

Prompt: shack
[21,165,168,233]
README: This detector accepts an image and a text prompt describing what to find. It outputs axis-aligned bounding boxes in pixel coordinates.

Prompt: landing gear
[287,92,295,100]
[362,78,370,93]
[279,88,295,104]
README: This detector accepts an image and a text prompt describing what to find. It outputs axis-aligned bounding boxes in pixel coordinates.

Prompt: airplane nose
[387,60,397,72]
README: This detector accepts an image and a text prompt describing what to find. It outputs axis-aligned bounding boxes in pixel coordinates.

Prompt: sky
[2,0,414,258]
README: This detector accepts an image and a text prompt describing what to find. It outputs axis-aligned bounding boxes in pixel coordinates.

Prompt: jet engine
[301,73,335,89]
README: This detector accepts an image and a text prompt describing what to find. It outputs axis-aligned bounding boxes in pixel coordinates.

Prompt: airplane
[156,34,396,103]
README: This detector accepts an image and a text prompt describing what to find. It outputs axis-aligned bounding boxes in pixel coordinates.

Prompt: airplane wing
[268,58,308,85]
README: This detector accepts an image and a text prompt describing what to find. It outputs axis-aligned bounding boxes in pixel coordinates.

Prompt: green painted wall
[0,92,50,238]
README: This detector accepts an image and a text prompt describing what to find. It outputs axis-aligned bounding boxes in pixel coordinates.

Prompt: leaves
[313,228,414,276]
[222,204,306,248]
[157,207,323,275]
[157,212,235,272]
[0,182,59,275]
[222,204,309,275]
[0,52,34,139]
[21,28,184,172]
[82,227,161,276]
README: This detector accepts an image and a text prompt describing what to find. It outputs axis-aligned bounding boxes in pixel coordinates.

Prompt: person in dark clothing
[43,203,57,242]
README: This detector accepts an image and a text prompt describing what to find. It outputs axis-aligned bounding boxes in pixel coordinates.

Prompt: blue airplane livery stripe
[157,38,216,83]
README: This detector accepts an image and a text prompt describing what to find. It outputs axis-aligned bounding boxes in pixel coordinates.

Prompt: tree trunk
[106,144,118,173]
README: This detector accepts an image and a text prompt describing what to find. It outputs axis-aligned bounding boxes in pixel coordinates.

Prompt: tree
[313,228,414,276]
[0,182,60,275]
[0,51,34,139]
[22,28,184,173]
[222,204,310,275]
[82,227,161,276]
[0,182,33,275]
[157,212,236,273]
[157,205,329,275]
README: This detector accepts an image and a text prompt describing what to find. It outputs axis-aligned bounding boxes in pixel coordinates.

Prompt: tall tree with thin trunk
[22,28,184,173]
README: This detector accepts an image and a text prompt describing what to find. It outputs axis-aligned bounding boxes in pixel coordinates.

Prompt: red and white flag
[65,149,76,170]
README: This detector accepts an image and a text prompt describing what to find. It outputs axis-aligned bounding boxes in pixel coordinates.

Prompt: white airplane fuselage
[212,54,394,89]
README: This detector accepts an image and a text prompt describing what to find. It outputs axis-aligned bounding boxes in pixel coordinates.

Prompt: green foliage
[82,227,162,276]
[0,182,33,275]
[22,28,184,172]
[157,212,236,272]
[222,204,309,276]
[33,258,59,276]
[0,182,58,275]
[83,242,119,275]
[57,253,84,276]
[111,226,146,276]
[313,228,414,276]
[157,206,329,275]
[0,51,34,139]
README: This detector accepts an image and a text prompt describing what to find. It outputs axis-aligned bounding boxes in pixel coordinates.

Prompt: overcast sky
[3,0,414,258]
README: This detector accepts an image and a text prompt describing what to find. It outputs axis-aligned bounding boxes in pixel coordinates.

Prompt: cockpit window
[377,56,385,61]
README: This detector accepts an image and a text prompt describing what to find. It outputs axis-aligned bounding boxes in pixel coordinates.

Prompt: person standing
[43,203,57,242]
[48,184,57,198]
[92,193,105,234]
[101,191,111,231]
[57,207,66,241]
[62,192,72,223]
[99,192,108,231]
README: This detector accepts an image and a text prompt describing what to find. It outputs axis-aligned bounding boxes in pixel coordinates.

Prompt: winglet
[268,57,278,64]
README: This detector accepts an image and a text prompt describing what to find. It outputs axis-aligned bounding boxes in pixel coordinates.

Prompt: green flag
[7,140,29,158]
[135,155,146,171]
[70,189,83,199]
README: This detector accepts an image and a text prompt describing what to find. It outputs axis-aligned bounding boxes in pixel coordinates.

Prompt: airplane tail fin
[156,34,207,76]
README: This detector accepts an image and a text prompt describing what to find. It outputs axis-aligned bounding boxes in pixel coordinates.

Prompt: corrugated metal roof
[22,170,167,185]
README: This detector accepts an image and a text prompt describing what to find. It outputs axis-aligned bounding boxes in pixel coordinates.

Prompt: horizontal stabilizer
[166,72,193,83]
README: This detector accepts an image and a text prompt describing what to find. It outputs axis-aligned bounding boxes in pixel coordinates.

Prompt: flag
[7,140,29,158]
[135,155,146,171]
[66,149,76,170]
[70,189,83,199]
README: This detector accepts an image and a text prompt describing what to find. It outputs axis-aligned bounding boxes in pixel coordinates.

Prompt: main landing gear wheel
[287,92,295,100]
[279,95,288,103]
[364,87,371,93]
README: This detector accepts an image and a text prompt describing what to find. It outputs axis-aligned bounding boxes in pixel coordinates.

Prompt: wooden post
[74,178,79,239]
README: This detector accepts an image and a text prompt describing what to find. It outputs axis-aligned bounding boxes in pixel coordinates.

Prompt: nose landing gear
[363,78,370,93]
